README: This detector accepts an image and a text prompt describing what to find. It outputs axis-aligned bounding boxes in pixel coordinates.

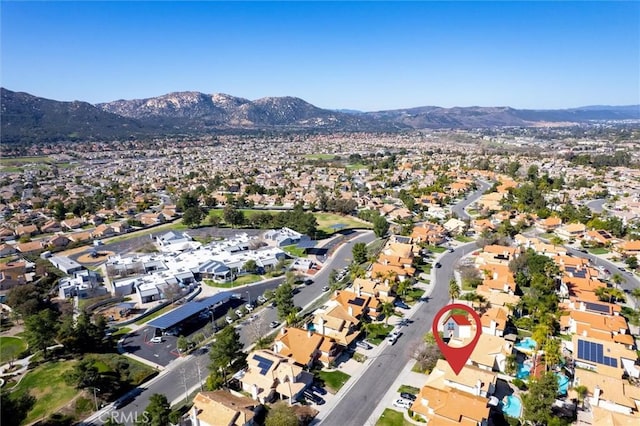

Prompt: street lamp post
[246,291,251,306]
[92,387,101,411]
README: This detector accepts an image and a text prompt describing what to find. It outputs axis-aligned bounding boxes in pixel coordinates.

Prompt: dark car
[310,384,327,395]
[400,392,417,401]
[394,300,410,309]
[304,391,325,405]
[114,389,141,409]
[434,262,442,268]
[303,279,313,285]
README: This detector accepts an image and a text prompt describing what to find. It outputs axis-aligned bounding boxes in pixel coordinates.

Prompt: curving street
[450,179,492,220]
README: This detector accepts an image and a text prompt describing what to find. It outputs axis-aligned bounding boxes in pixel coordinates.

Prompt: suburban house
[238,350,313,404]
[480,307,508,337]
[0,260,27,292]
[410,384,490,425]
[310,308,360,347]
[442,218,467,235]
[273,327,341,368]
[410,223,447,245]
[475,244,520,266]
[571,335,640,379]
[615,240,640,257]
[583,229,617,246]
[48,256,84,275]
[191,390,263,426]
[263,227,310,248]
[536,216,562,233]
[443,314,473,340]
[555,222,587,241]
[574,369,640,418]
[479,264,517,294]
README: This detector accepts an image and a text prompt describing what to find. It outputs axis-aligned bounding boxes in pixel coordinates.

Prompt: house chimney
[593,385,601,405]
[476,380,482,396]
[191,406,200,426]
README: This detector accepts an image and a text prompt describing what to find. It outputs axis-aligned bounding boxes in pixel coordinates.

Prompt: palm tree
[448,279,460,302]
[611,273,625,289]
[631,288,640,303]
[574,385,588,410]
[381,302,395,325]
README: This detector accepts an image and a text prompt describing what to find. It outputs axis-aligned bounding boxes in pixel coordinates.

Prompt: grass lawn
[112,327,132,337]
[588,247,609,255]
[316,370,351,393]
[0,336,28,364]
[106,221,187,244]
[0,156,53,165]
[455,235,474,243]
[314,212,372,234]
[539,233,555,239]
[425,245,446,253]
[134,304,174,325]
[367,323,394,345]
[402,288,425,303]
[282,244,307,257]
[204,274,262,288]
[376,408,413,426]
[85,353,155,386]
[346,162,367,170]
[397,385,420,395]
[14,359,79,424]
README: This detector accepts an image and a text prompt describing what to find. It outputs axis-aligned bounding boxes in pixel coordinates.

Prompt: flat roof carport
[147,291,233,330]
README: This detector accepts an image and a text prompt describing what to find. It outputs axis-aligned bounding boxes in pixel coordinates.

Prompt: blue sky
[1,1,638,110]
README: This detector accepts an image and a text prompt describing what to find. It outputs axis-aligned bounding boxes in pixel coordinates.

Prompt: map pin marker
[431,303,482,375]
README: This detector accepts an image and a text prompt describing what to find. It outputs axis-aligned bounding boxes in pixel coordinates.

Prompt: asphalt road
[450,180,492,220]
[319,242,479,426]
[83,230,375,425]
[564,246,640,292]
[585,198,606,214]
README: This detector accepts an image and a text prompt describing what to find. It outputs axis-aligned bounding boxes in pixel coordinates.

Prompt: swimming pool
[516,362,532,379]
[501,395,522,418]
[556,373,570,395]
[514,337,537,352]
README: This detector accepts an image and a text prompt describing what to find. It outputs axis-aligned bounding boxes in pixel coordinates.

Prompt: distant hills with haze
[1,87,638,143]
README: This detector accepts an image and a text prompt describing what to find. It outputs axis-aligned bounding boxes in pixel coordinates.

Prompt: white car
[225,316,234,324]
[149,336,162,343]
[392,398,412,409]
[235,309,243,317]
[245,304,254,312]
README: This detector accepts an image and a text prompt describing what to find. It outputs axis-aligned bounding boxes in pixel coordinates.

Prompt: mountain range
[1,87,639,143]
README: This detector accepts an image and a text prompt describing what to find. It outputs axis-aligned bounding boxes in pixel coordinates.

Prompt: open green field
[314,212,372,234]
[0,156,53,165]
[316,370,351,393]
[0,336,28,364]
[376,409,413,426]
[106,221,188,244]
[14,360,79,424]
[304,154,337,160]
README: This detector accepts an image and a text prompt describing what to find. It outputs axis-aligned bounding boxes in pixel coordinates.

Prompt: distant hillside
[1,87,638,144]
[0,88,150,144]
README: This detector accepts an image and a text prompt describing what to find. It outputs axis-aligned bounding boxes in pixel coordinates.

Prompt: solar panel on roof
[147,291,233,329]
[253,354,274,375]
[351,297,366,307]
[573,270,587,278]
[576,339,619,368]
[584,302,610,314]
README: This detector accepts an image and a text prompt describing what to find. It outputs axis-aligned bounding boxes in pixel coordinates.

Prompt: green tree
[138,393,171,426]
[176,336,189,353]
[352,242,368,264]
[373,215,390,238]
[64,359,100,389]
[265,401,298,426]
[205,369,224,391]
[274,282,297,321]
[544,337,561,369]
[522,372,559,425]
[625,256,638,270]
[381,302,395,325]
[0,391,36,426]
[223,205,245,228]
[182,206,204,227]
[243,259,257,274]
[505,354,518,376]
[209,326,244,385]
[24,308,59,358]
[574,385,588,409]
[448,279,460,302]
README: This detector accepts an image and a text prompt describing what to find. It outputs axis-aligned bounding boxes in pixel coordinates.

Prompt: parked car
[387,332,400,345]
[235,309,244,317]
[400,392,417,401]
[269,301,277,308]
[394,300,410,309]
[303,279,313,285]
[149,336,162,343]
[356,340,371,350]
[392,398,412,409]
[322,286,330,292]
[310,384,327,395]
[434,262,442,268]
[270,321,280,328]
[225,316,234,324]
[304,391,325,405]
[448,247,455,253]
[257,295,267,304]
[245,304,254,312]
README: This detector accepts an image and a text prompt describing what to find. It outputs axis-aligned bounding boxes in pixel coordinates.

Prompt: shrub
[512,378,527,390]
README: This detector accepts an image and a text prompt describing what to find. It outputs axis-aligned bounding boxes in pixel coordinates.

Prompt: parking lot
[120,327,180,367]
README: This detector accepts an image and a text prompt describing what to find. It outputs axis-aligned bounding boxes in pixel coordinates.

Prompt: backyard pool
[514,337,537,352]
[516,362,532,379]
[501,395,522,418]
[556,373,570,395]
